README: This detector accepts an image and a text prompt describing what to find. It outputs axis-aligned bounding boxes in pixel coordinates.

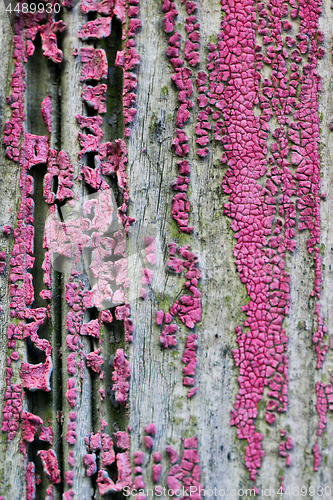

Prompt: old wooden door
[1,0,333,498]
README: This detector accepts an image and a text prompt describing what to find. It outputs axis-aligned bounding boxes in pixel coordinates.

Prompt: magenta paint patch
[144,423,156,436]
[26,462,36,500]
[163,2,201,234]
[65,470,74,486]
[39,20,66,63]
[134,451,144,465]
[2,22,57,450]
[152,464,162,484]
[78,17,112,39]
[80,47,108,81]
[66,421,77,445]
[63,490,74,500]
[158,244,201,393]
[84,453,97,476]
[20,356,53,392]
[115,430,130,450]
[313,442,321,471]
[41,96,52,134]
[112,349,131,404]
[82,84,107,113]
[44,149,74,204]
[206,0,326,480]
[96,450,132,495]
[40,425,54,445]
[144,436,154,450]
[86,348,103,373]
[166,446,178,464]
[114,0,141,137]
[37,449,61,484]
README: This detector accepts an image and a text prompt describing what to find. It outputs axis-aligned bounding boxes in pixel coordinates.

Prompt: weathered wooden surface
[1,0,333,498]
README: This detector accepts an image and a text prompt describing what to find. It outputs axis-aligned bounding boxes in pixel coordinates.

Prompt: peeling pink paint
[101,433,116,466]
[37,449,61,484]
[65,471,74,486]
[161,84,202,410]
[134,451,144,465]
[40,426,54,445]
[166,446,178,464]
[63,490,74,500]
[86,349,104,373]
[5,0,330,492]
[313,442,321,471]
[112,348,131,404]
[44,149,74,204]
[45,485,53,500]
[66,378,78,408]
[82,84,107,114]
[41,96,52,134]
[80,47,108,81]
[158,242,201,388]
[78,17,112,40]
[115,452,133,489]
[3,225,12,236]
[84,453,97,476]
[315,382,328,436]
[39,20,66,63]
[144,423,156,436]
[152,464,162,484]
[114,0,141,137]
[195,73,210,157]
[133,475,145,488]
[68,451,75,467]
[20,356,53,392]
[158,244,201,354]
[115,430,130,450]
[144,436,154,450]
[164,2,201,233]
[96,451,132,494]
[26,462,36,500]
[99,139,135,231]
[66,421,77,445]
[21,412,43,455]
[208,0,325,479]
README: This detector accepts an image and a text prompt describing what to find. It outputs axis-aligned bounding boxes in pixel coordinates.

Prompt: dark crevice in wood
[87,12,97,22]
[26,33,49,136]
[103,174,124,208]
[85,181,99,195]
[29,162,54,499]
[85,151,97,170]
[26,22,65,499]
[30,163,48,314]
[102,17,124,142]
[51,40,63,152]
[53,174,59,195]
[86,306,100,434]
[53,270,64,499]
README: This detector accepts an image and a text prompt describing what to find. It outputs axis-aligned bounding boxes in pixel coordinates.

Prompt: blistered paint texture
[3,0,332,493]
[80,47,108,81]
[37,450,61,484]
[112,348,130,404]
[39,20,66,63]
[78,17,112,40]
[205,0,326,480]
[2,0,141,497]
